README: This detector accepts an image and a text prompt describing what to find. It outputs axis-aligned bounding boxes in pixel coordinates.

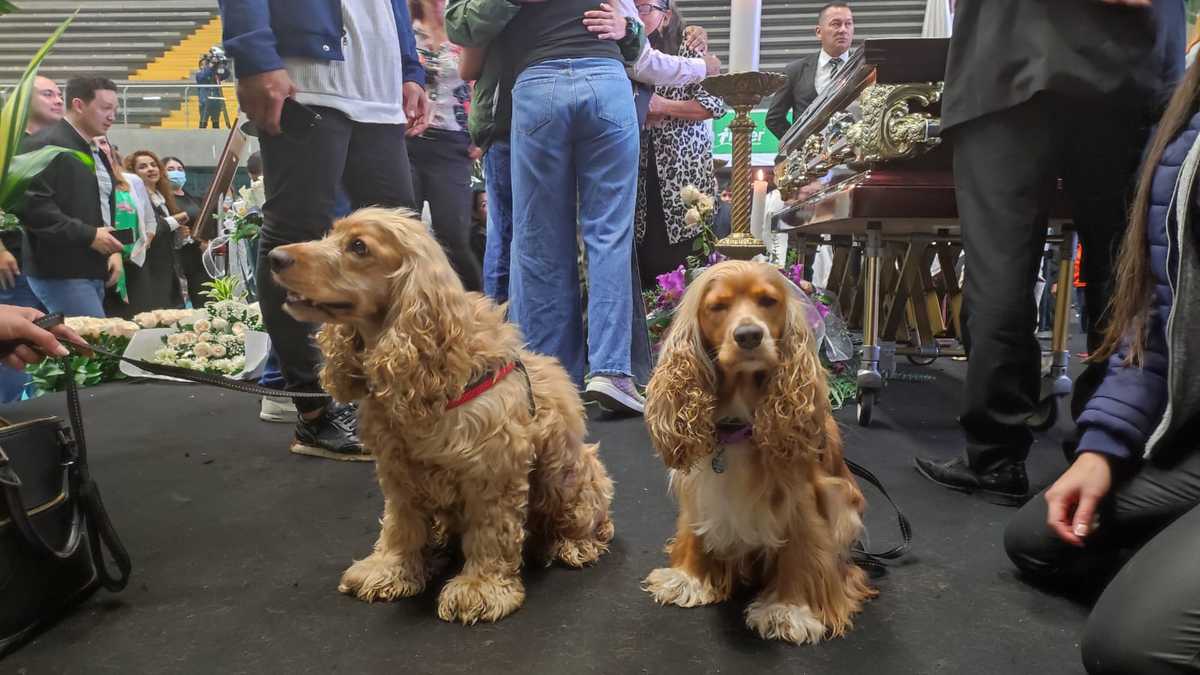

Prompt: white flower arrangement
[66,317,140,340]
[680,184,716,230]
[131,309,197,330]
[150,299,263,376]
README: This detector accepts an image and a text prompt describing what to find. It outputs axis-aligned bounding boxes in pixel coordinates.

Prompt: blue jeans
[259,349,286,390]
[509,58,639,386]
[0,272,45,402]
[26,277,105,317]
[483,140,514,303]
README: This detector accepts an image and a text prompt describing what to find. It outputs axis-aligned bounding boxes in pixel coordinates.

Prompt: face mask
[167,169,186,188]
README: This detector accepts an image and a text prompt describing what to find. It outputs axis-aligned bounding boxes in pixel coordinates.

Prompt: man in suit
[17,76,124,318]
[765,2,854,141]
[914,0,1185,502]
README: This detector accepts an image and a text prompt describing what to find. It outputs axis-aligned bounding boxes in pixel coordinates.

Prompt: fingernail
[1073,523,1088,537]
[53,345,69,357]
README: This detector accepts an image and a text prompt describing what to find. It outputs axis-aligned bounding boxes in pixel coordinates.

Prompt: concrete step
[0,41,167,52]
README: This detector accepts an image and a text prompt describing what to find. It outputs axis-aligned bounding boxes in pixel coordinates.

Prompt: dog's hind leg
[533,441,615,568]
[437,476,529,625]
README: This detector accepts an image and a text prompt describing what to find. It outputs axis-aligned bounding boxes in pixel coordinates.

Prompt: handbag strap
[845,458,913,571]
[0,462,85,561]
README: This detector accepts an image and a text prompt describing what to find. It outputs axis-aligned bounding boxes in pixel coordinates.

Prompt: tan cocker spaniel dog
[270,208,614,625]
[643,260,875,644]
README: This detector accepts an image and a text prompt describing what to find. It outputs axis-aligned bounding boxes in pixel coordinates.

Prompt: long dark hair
[650,1,686,56]
[1095,61,1200,364]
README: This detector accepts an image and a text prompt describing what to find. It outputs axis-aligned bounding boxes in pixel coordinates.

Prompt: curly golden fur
[271,208,614,625]
[643,261,875,644]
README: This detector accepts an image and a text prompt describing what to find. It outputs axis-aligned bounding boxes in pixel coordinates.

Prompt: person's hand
[236,69,297,136]
[173,212,190,226]
[179,224,192,239]
[703,52,721,77]
[583,3,626,41]
[1045,452,1114,547]
[684,25,708,53]
[648,94,670,119]
[403,82,431,138]
[106,253,123,288]
[90,227,123,255]
[468,144,484,161]
[0,305,83,369]
[0,251,19,291]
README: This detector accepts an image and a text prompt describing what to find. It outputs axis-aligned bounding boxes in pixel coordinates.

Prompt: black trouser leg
[1082,502,1200,674]
[1004,446,1200,673]
[954,96,1059,471]
[406,131,481,291]
[256,108,414,414]
[176,242,209,309]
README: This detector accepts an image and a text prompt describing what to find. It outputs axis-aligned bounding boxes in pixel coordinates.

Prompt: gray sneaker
[290,403,372,462]
[583,375,645,415]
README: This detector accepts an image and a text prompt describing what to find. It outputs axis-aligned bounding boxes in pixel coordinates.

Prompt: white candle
[728,0,762,74]
[750,171,768,239]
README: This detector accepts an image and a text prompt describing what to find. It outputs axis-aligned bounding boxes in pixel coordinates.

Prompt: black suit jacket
[16,119,115,280]
[942,0,1164,132]
[765,53,818,142]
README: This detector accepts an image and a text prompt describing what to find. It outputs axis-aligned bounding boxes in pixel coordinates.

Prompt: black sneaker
[290,403,372,462]
[913,455,1029,505]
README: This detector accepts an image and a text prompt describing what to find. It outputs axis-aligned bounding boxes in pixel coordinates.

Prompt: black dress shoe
[913,455,1029,505]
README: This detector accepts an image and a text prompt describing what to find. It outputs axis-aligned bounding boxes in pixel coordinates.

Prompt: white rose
[698,194,715,214]
[193,319,211,334]
[684,209,701,227]
[176,358,194,370]
[179,332,198,345]
[134,312,158,328]
[211,317,229,332]
[194,343,212,358]
[211,344,227,358]
[232,323,247,336]
[680,185,701,205]
[231,356,246,372]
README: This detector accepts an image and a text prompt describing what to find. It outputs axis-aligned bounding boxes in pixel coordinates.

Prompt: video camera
[199,47,231,80]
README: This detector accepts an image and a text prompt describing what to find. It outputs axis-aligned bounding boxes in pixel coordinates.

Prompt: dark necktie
[828,57,843,76]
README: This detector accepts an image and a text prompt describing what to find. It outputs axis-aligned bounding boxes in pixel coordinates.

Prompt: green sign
[711,109,779,159]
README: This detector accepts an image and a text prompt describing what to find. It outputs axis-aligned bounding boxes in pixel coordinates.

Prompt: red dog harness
[445,361,536,415]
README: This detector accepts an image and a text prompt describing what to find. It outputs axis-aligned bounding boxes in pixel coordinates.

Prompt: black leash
[845,458,913,573]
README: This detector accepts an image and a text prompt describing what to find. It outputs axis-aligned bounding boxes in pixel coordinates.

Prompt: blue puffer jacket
[218,0,425,86]
[1076,110,1200,460]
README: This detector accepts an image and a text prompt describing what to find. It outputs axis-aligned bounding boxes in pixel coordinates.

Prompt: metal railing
[1,80,239,128]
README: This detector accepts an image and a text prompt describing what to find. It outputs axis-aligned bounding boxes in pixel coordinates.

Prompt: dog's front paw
[643,567,725,608]
[436,574,525,625]
[744,600,827,644]
[550,536,609,568]
[337,553,426,602]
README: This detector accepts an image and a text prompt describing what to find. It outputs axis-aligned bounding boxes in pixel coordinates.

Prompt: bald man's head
[27,76,64,135]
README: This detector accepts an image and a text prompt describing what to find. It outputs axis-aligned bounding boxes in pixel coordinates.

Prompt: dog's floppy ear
[753,284,830,461]
[361,240,475,424]
[645,270,717,472]
[317,323,370,403]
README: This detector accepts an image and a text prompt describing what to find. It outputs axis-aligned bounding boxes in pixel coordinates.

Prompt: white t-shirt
[284,0,406,124]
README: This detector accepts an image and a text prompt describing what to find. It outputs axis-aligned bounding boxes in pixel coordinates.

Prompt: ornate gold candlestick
[702,71,787,260]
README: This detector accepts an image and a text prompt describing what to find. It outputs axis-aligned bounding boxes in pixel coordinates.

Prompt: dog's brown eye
[758,296,779,308]
[347,238,368,257]
[708,303,728,313]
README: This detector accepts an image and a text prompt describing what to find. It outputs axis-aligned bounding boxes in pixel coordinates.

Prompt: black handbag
[0,361,131,657]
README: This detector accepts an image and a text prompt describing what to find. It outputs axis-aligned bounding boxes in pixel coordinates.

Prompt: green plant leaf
[0,11,76,189]
[0,144,92,210]
[0,1,18,16]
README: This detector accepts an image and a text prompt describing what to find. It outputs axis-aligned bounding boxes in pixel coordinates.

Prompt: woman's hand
[404,83,431,137]
[0,250,19,291]
[106,253,123,288]
[684,26,709,53]
[173,211,190,226]
[583,3,626,41]
[0,305,83,368]
[468,144,484,161]
[179,224,192,239]
[1045,452,1114,547]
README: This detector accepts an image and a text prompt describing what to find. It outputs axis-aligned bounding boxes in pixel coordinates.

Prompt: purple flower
[707,251,726,266]
[786,263,806,288]
[815,301,831,320]
[656,265,688,305]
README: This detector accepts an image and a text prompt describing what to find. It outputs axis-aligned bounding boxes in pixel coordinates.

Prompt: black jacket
[942,0,1171,132]
[765,53,818,141]
[16,119,115,280]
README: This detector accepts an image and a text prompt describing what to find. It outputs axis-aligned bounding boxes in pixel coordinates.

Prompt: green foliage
[0,11,81,211]
[228,212,262,243]
[201,276,246,303]
[27,334,130,396]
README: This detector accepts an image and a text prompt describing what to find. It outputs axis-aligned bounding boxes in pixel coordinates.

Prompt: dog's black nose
[733,324,763,350]
[268,248,294,272]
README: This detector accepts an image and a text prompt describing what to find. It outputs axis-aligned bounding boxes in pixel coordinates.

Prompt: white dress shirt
[814,50,851,97]
[618,0,707,87]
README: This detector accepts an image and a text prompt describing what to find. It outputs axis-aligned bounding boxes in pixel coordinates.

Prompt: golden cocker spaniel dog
[270,208,614,625]
[643,260,875,644]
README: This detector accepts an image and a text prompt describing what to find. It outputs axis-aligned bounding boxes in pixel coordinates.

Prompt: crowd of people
[4,0,1200,671]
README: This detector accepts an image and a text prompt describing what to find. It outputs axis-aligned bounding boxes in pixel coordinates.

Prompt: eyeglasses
[636,3,668,15]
